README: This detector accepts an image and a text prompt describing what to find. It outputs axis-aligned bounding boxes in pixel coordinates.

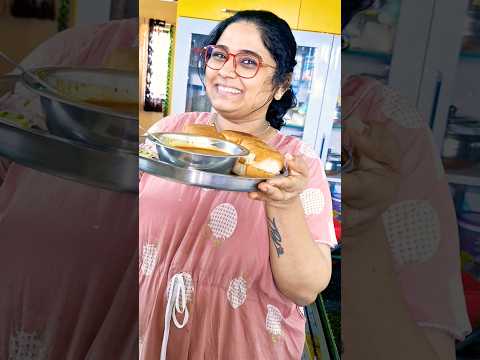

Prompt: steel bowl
[21,67,138,151]
[148,132,250,174]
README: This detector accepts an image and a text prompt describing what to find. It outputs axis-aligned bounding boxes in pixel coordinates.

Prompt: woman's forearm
[266,197,332,305]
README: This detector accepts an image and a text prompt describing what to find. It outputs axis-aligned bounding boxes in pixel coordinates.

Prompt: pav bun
[221,130,284,178]
[182,124,225,139]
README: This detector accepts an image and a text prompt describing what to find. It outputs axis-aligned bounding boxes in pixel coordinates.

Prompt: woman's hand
[248,153,309,209]
[342,119,402,236]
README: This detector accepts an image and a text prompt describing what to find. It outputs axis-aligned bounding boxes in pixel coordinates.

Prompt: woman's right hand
[342,118,402,237]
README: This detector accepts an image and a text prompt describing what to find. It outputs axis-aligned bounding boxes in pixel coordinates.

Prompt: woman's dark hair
[342,0,375,29]
[199,10,297,130]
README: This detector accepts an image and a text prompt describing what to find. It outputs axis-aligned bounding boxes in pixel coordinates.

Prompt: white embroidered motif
[141,243,158,276]
[298,306,305,318]
[382,200,440,266]
[9,330,47,360]
[381,86,423,128]
[266,305,283,337]
[166,272,194,303]
[227,277,248,309]
[300,189,325,216]
[208,203,238,241]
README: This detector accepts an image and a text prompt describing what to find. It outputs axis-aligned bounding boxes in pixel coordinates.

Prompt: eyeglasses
[203,45,275,79]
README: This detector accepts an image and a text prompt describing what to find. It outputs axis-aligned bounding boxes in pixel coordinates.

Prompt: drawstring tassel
[160,274,189,360]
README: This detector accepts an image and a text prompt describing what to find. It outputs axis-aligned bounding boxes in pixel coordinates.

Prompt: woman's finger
[259,182,285,200]
[257,182,299,203]
[266,175,297,191]
[285,154,309,178]
[264,155,309,191]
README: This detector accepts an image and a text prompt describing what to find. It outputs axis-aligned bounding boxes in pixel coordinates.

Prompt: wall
[0,0,100,75]
[140,0,177,23]
[0,15,57,74]
[74,0,111,26]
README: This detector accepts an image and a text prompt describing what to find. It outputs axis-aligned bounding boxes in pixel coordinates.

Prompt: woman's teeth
[217,85,241,94]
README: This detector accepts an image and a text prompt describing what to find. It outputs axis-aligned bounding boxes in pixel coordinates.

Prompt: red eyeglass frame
[202,45,276,79]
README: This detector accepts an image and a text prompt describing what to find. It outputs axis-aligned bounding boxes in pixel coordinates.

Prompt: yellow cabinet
[298,0,340,34]
[140,0,178,23]
[177,0,302,30]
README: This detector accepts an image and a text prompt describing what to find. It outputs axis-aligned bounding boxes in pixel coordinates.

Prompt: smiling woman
[198,11,298,131]
[139,10,336,360]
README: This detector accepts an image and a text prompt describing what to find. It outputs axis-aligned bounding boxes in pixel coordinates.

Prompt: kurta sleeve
[295,142,337,249]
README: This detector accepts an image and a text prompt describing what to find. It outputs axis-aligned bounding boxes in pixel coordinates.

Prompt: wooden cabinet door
[177,0,301,29]
[298,0,340,34]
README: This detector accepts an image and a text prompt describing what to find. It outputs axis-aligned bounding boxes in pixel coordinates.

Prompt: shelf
[284,123,305,130]
[446,167,480,186]
[343,48,392,63]
[327,175,341,183]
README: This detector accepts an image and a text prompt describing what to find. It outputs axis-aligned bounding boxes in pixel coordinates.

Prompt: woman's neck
[213,113,270,136]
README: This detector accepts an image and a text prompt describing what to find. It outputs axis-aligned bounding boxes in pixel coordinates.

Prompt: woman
[139,10,336,360]
[342,1,471,359]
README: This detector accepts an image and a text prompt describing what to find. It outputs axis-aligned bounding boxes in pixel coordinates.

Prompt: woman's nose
[218,56,237,78]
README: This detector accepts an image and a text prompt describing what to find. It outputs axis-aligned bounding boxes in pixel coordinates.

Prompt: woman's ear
[274,74,293,100]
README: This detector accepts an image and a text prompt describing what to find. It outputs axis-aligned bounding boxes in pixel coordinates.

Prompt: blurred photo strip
[138,1,341,359]
[0,1,139,359]
[342,0,480,359]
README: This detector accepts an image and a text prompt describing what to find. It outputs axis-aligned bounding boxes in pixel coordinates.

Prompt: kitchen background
[0,0,138,75]
[139,0,342,358]
[342,0,480,358]
[7,0,480,357]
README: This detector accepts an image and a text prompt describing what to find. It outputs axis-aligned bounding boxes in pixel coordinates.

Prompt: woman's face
[205,21,278,121]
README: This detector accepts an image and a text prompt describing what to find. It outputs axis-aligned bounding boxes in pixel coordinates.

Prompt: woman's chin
[210,101,242,115]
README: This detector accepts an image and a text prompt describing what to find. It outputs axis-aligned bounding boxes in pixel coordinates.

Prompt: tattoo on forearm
[267,217,284,257]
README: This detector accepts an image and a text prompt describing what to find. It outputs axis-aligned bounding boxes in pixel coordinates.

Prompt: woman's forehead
[216,22,273,60]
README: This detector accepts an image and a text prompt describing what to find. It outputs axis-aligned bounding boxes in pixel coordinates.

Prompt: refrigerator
[171,17,341,162]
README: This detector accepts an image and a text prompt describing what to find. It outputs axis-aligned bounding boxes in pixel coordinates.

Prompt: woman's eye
[240,57,258,67]
[212,51,227,60]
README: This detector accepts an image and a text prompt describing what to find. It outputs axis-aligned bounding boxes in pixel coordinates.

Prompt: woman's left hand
[248,153,309,208]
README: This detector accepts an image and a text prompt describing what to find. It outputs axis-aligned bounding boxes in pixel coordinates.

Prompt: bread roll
[182,124,225,139]
[221,130,284,178]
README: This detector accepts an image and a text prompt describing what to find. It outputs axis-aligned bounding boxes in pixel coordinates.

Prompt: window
[144,19,173,113]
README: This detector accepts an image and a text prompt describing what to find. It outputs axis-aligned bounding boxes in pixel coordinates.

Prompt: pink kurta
[343,75,472,340]
[0,19,139,359]
[139,112,337,359]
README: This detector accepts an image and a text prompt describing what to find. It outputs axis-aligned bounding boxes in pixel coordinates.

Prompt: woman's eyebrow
[238,49,261,57]
[215,44,229,51]
[215,44,262,57]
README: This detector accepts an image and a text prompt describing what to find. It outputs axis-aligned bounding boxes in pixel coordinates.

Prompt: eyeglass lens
[205,46,260,78]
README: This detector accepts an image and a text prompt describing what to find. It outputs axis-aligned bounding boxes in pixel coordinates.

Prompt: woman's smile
[215,84,243,96]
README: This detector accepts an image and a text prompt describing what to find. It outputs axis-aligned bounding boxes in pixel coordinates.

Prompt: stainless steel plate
[21,67,138,151]
[0,119,138,193]
[139,155,267,192]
